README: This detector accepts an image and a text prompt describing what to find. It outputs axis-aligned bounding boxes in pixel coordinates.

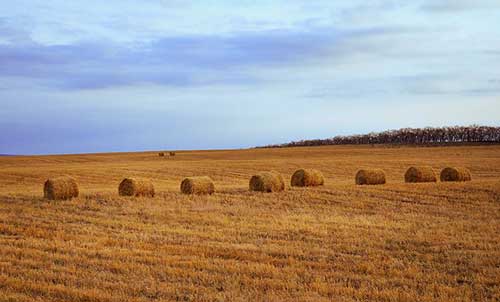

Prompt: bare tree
[261,125,500,148]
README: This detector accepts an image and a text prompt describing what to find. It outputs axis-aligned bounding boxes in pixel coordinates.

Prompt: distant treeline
[261,125,500,148]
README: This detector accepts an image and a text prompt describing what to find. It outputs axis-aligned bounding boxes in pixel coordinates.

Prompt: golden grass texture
[404,166,437,183]
[291,168,324,187]
[249,170,285,192]
[440,167,472,182]
[43,177,79,200]
[118,178,155,197]
[1,146,500,301]
[180,176,215,195]
[355,169,386,185]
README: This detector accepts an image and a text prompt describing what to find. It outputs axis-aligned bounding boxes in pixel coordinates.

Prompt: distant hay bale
[180,176,215,195]
[44,177,79,200]
[249,171,285,192]
[355,169,386,185]
[404,166,437,183]
[158,152,165,157]
[169,151,176,157]
[291,169,324,187]
[118,178,155,197]
[440,167,472,182]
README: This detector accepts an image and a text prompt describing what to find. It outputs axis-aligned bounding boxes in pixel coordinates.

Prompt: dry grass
[0,145,499,301]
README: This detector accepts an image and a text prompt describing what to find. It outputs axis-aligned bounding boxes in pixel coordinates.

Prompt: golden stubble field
[0,145,499,302]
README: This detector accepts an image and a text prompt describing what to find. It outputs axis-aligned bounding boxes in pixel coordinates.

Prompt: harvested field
[0,145,499,301]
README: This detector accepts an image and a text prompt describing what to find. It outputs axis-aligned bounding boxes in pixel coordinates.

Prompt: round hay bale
[180,176,215,195]
[44,177,79,200]
[118,178,155,197]
[291,169,324,187]
[158,152,165,157]
[249,171,285,192]
[440,167,471,182]
[355,169,386,185]
[404,166,437,183]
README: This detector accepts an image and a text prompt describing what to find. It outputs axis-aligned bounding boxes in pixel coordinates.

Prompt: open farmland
[0,145,499,301]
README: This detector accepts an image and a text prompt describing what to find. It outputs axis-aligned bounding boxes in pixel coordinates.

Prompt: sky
[1,0,499,155]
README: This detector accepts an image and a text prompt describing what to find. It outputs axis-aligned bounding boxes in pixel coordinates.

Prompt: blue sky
[1,0,499,154]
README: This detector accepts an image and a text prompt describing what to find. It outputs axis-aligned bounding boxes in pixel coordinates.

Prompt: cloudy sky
[1,0,499,154]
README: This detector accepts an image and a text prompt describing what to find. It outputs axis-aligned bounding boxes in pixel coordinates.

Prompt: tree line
[261,125,500,148]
